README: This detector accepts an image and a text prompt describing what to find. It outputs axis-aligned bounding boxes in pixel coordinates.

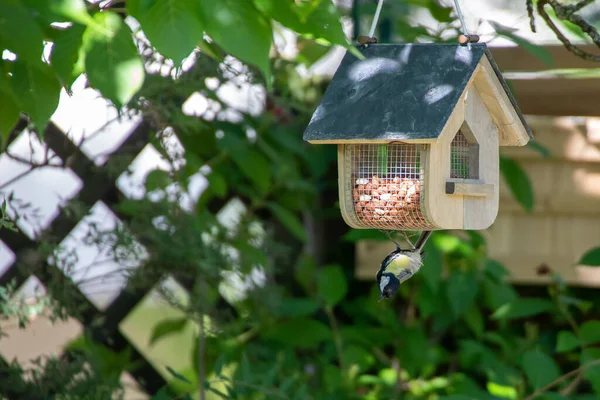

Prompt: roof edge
[483,47,534,141]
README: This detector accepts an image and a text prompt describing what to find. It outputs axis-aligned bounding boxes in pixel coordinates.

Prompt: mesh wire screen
[450,131,471,179]
[341,143,437,230]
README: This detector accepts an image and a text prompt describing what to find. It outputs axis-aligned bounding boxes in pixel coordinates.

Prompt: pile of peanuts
[352,175,426,226]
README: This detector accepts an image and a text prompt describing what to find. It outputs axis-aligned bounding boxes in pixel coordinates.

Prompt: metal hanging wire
[452,0,472,49]
[367,0,385,38]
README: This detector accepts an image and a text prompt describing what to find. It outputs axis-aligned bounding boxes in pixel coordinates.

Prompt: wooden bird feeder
[303,43,533,231]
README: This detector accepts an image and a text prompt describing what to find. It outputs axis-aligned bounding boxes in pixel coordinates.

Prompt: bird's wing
[376,249,401,282]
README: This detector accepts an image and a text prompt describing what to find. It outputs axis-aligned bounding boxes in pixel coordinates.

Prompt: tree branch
[524,359,600,400]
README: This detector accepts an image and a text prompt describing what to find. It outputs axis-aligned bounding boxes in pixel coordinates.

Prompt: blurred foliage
[2,1,600,400]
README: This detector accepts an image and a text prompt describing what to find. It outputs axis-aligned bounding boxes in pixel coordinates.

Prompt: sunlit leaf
[166,366,192,384]
[82,11,145,107]
[198,0,273,87]
[487,382,517,399]
[127,0,203,64]
[49,0,94,25]
[149,317,188,346]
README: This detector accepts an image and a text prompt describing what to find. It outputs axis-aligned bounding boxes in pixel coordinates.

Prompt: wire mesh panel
[450,130,477,179]
[340,143,438,230]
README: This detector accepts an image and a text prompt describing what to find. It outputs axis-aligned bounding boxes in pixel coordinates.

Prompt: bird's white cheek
[379,276,390,293]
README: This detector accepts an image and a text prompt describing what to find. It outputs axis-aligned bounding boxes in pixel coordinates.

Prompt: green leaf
[522,349,560,390]
[500,155,534,213]
[296,38,330,67]
[580,321,600,346]
[254,0,361,60]
[82,11,145,107]
[266,202,306,242]
[0,1,45,63]
[149,317,188,346]
[0,90,20,148]
[429,2,453,23]
[578,247,600,266]
[264,318,330,348]
[491,298,554,320]
[276,298,321,317]
[421,238,443,292]
[217,133,272,195]
[463,304,484,338]
[556,330,580,353]
[145,169,171,192]
[581,348,600,393]
[197,0,272,87]
[527,141,551,158]
[166,366,192,384]
[343,344,376,372]
[49,0,94,25]
[483,277,518,310]
[490,22,554,67]
[317,265,347,307]
[50,23,86,90]
[446,270,479,317]
[10,61,61,133]
[150,388,173,400]
[127,0,203,64]
[205,171,228,197]
[295,253,316,294]
[486,382,517,399]
[558,295,593,313]
[342,229,388,242]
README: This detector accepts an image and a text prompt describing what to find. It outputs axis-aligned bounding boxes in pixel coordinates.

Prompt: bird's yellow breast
[386,254,413,276]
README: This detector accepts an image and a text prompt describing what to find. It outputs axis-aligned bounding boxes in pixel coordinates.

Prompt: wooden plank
[474,57,531,146]
[446,181,495,197]
[423,92,465,229]
[501,116,600,163]
[489,44,600,72]
[462,87,499,229]
[508,78,600,117]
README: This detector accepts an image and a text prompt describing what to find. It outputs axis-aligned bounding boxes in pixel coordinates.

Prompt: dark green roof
[303,43,532,143]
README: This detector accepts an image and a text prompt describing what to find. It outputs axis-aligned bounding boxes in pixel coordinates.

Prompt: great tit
[376,231,431,301]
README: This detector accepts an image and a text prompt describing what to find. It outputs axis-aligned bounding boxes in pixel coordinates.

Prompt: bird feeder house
[303,43,533,231]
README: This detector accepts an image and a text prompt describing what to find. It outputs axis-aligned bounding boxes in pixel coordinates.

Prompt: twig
[560,372,582,396]
[524,359,600,400]
[534,0,600,62]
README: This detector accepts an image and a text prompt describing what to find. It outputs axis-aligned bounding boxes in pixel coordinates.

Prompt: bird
[376,231,431,301]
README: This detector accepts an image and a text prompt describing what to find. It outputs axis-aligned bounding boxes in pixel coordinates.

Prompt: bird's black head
[378,272,400,301]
